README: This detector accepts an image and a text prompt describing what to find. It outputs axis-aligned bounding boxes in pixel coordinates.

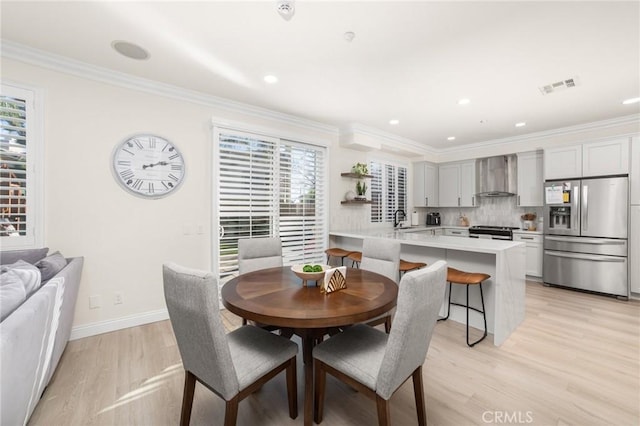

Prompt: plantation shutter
[0,89,35,246]
[216,130,278,278]
[370,161,383,222]
[370,161,407,223]
[214,127,327,281]
[279,141,326,264]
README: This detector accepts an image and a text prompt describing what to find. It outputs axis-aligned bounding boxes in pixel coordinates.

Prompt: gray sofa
[0,248,84,426]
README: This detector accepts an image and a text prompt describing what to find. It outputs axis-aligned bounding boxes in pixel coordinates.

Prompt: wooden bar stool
[437,267,489,347]
[324,248,354,266]
[399,259,427,276]
[346,251,362,267]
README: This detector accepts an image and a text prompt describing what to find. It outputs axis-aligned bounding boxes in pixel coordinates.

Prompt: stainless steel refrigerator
[543,176,628,297]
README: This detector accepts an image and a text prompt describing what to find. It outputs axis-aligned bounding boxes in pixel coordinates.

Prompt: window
[0,84,41,248]
[370,160,407,223]
[214,128,326,281]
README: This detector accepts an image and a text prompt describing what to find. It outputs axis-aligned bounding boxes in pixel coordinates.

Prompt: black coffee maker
[426,212,441,226]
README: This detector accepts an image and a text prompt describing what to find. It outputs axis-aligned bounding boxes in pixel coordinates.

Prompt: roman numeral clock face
[112,135,185,198]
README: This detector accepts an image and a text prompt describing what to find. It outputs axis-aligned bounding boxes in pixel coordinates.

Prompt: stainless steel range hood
[476,155,517,197]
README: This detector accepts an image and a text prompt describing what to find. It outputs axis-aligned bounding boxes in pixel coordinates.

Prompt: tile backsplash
[421,197,544,230]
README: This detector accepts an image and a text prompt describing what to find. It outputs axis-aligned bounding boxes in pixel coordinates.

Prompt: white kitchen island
[329,229,527,346]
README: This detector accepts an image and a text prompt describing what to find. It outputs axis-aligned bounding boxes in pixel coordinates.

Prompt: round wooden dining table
[221,266,398,426]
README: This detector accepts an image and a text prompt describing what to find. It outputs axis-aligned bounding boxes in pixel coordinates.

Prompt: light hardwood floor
[29,282,640,425]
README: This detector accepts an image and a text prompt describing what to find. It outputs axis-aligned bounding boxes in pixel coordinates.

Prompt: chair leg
[224,397,239,426]
[180,371,196,426]
[242,318,247,326]
[412,366,427,426]
[384,316,392,334]
[466,283,488,347]
[286,357,298,419]
[314,360,326,424]
[375,395,390,426]
[437,282,452,321]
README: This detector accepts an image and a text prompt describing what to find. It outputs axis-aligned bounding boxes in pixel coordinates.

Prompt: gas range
[468,225,519,240]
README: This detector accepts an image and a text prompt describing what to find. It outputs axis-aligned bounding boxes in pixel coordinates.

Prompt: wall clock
[111,134,185,199]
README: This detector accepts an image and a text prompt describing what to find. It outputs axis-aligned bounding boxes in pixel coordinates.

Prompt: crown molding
[340,122,436,156]
[436,113,640,155]
[1,40,337,136]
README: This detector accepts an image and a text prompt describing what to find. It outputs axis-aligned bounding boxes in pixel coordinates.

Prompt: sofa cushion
[0,248,49,266]
[35,251,67,282]
[0,261,42,321]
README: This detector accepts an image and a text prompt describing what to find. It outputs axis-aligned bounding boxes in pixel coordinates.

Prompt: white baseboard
[69,309,169,341]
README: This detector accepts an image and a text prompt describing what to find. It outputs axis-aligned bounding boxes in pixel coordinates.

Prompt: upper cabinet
[517,151,543,207]
[544,145,582,179]
[438,160,476,207]
[582,138,630,177]
[630,136,639,205]
[413,161,438,207]
[544,138,630,180]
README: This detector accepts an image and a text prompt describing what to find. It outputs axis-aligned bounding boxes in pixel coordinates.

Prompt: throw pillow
[35,251,67,282]
[0,261,42,321]
[0,247,49,265]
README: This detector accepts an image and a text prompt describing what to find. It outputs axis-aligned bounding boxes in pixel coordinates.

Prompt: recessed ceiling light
[515,122,526,127]
[389,119,399,125]
[458,98,470,105]
[622,97,640,105]
[264,75,278,84]
[112,40,149,60]
[447,136,456,141]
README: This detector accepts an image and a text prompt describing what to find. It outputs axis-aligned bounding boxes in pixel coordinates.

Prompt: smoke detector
[539,76,580,95]
[277,0,295,21]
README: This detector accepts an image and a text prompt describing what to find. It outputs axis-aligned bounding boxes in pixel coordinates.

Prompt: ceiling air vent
[539,77,579,95]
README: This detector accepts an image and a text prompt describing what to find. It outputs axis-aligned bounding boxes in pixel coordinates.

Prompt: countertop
[329,228,524,255]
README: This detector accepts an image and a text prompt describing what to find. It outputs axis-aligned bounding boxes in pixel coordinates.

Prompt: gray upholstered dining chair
[237,237,283,327]
[313,260,447,426]
[162,262,298,426]
[359,238,401,332]
[238,237,283,274]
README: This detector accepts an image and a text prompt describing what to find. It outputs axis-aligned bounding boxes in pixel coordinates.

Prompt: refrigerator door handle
[582,184,588,232]
[544,236,626,245]
[544,250,626,262]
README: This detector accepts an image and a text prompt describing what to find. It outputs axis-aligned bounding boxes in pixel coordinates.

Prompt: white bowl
[291,264,331,284]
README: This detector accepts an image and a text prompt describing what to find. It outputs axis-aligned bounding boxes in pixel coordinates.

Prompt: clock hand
[142,161,169,169]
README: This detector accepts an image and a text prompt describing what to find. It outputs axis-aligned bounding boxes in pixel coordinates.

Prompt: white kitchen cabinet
[438,160,476,207]
[413,161,438,207]
[544,145,582,180]
[630,136,640,205]
[513,232,542,277]
[444,228,469,237]
[582,138,629,177]
[544,138,630,180]
[630,206,640,294]
[516,151,543,207]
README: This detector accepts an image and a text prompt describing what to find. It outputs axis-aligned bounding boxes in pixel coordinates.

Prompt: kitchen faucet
[394,209,406,228]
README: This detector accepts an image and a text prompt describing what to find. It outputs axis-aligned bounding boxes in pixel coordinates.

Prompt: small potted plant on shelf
[355,180,367,201]
[351,162,368,176]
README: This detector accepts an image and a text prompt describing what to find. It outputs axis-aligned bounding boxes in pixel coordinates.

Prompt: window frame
[0,82,44,249]
[212,123,329,286]
[369,159,408,225]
